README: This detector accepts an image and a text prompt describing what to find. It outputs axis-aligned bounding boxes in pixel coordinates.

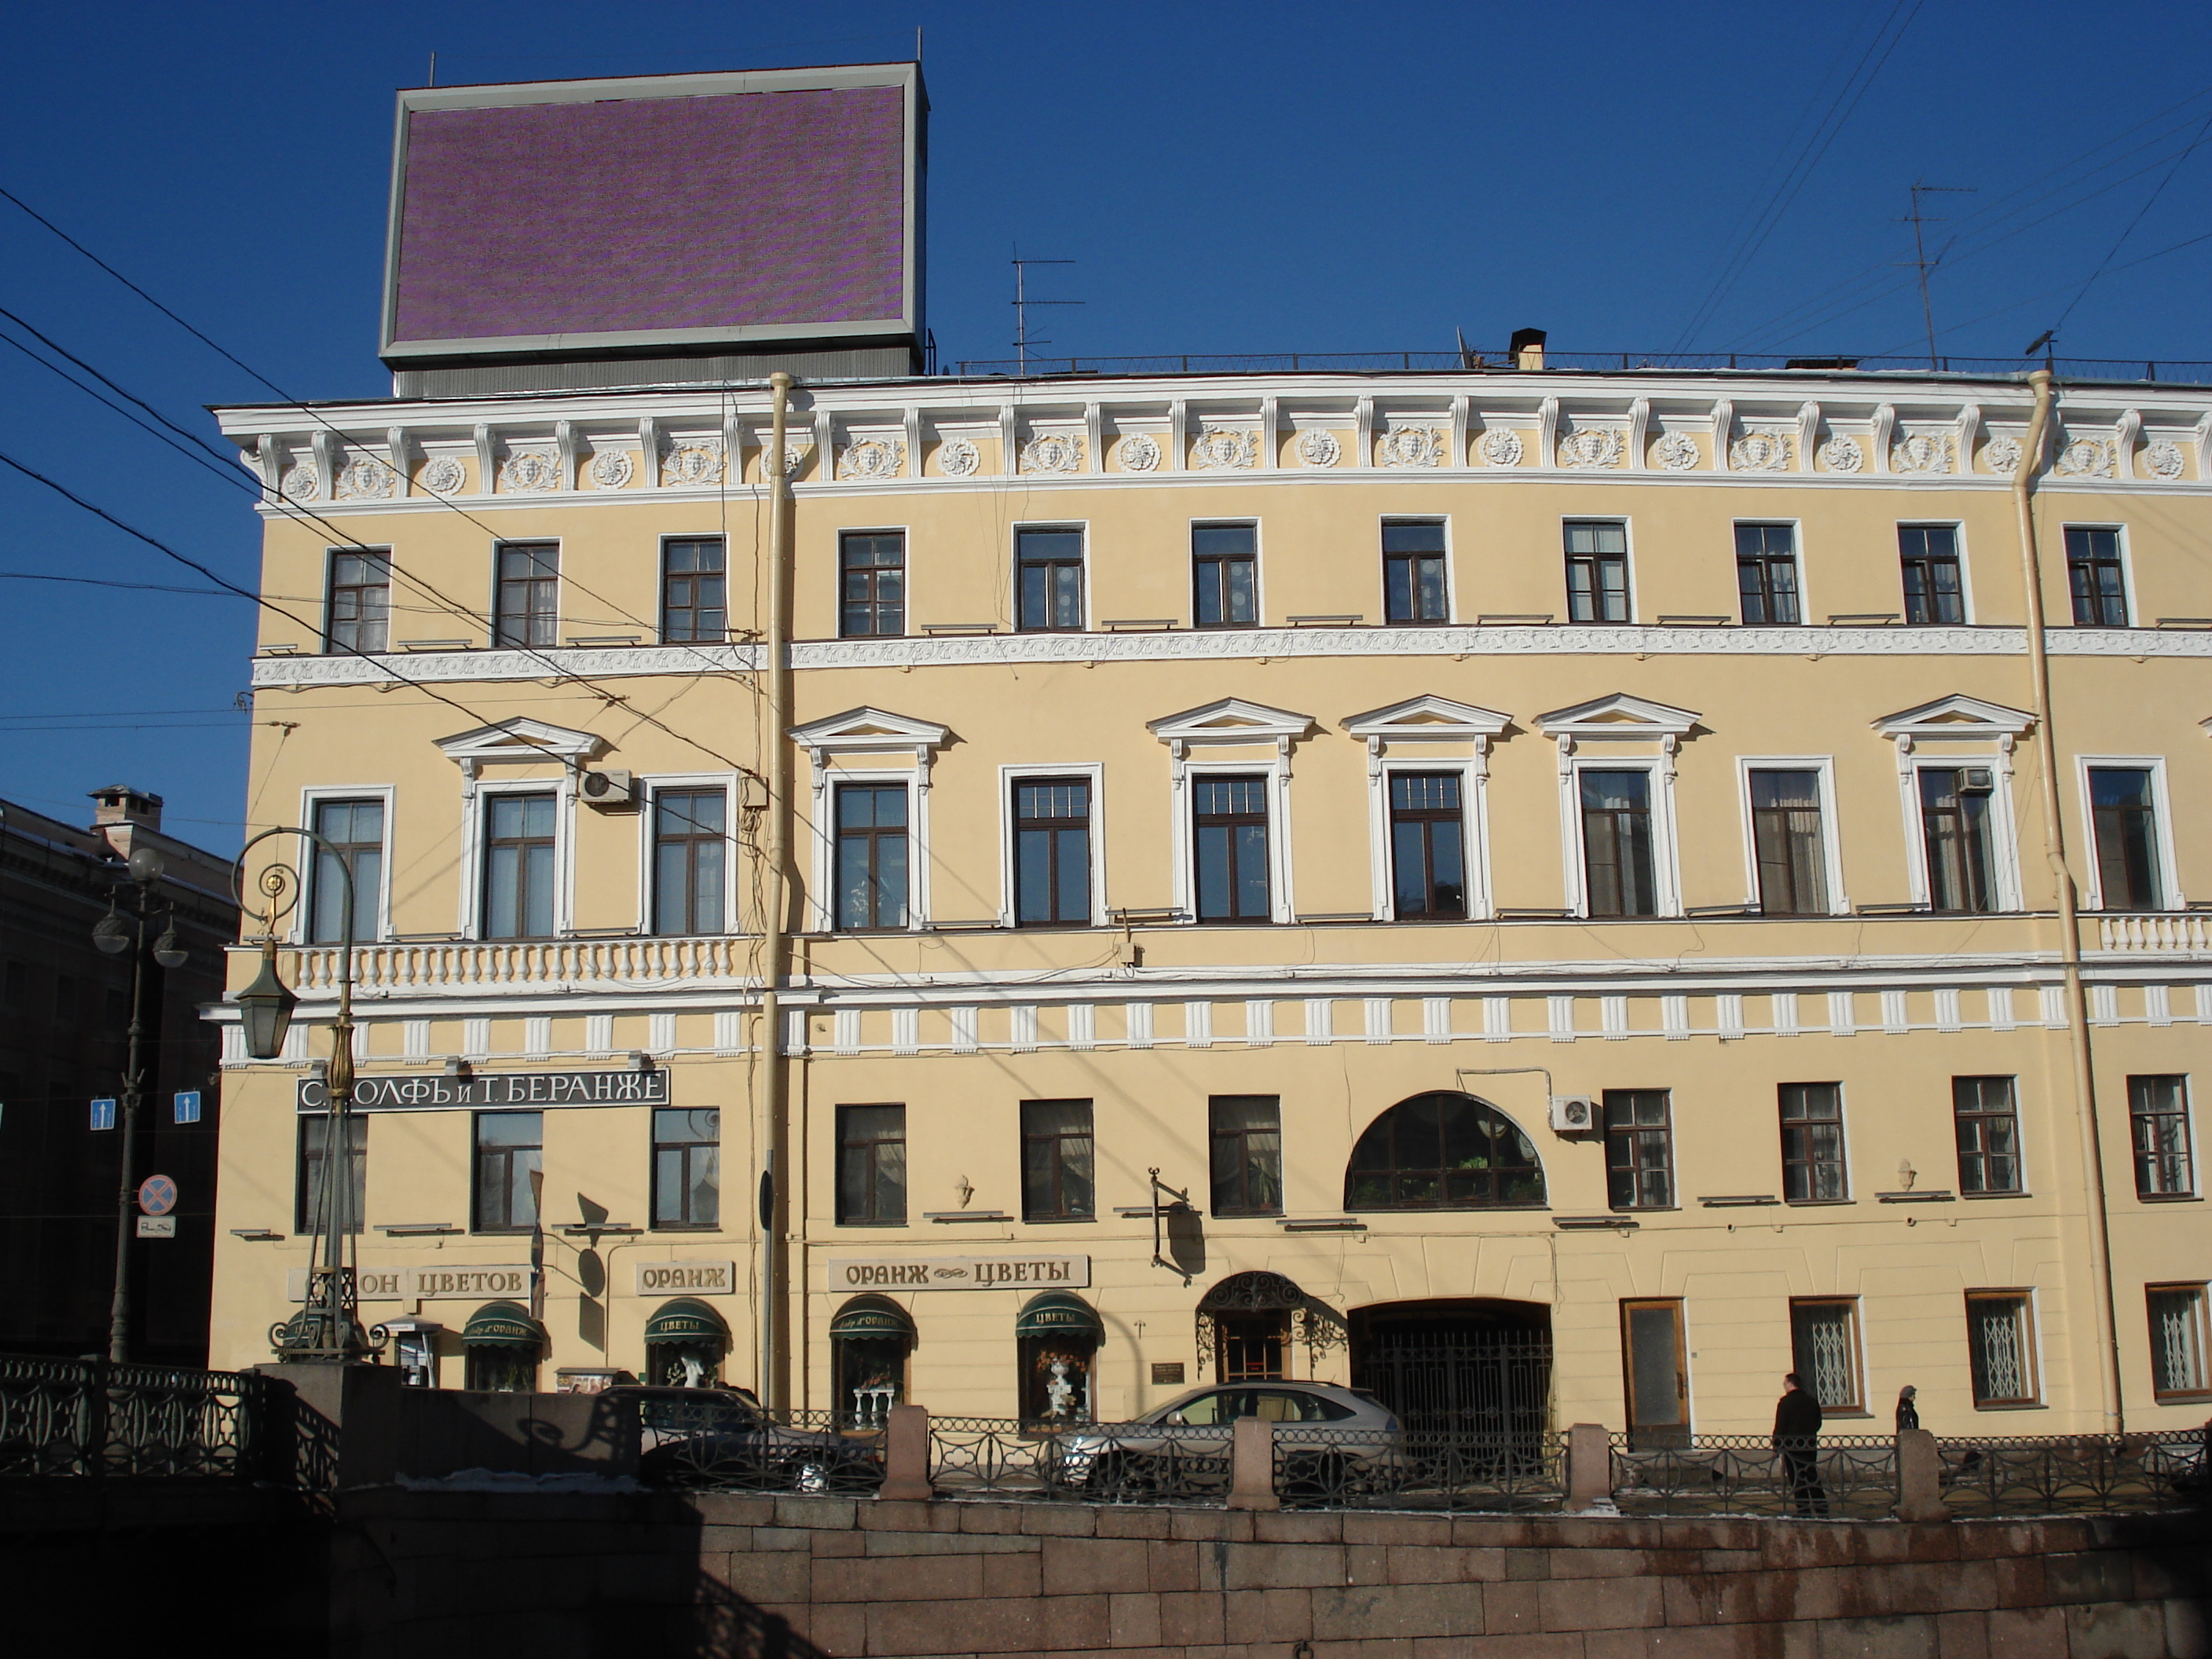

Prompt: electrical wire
[2048,108,2212,339]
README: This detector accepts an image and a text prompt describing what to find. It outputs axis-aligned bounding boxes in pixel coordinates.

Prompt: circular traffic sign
[137,1175,178,1218]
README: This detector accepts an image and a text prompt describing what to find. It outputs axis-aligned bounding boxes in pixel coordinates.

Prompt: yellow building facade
[209,367,2212,1438]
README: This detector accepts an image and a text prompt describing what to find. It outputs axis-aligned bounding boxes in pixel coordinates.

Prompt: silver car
[1049,1381,1404,1501]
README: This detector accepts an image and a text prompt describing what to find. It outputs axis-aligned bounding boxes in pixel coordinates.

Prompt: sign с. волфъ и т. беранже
[296,1068,672,1112]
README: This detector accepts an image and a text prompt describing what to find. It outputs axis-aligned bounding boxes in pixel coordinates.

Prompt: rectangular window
[1382,521,1448,623]
[1734,523,1802,625]
[660,537,726,643]
[1749,769,1829,915]
[653,789,727,936]
[325,550,390,654]
[1020,1099,1095,1221]
[1966,1291,2039,1407]
[1581,769,1658,917]
[474,1111,543,1232]
[840,531,906,639]
[1209,1096,1283,1217]
[1565,521,1631,622]
[1920,767,2000,913]
[1013,778,1091,927]
[1192,775,1271,922]
[1899,526,1965,624]
[836,1104,907,1225]
[493,542,560,647]
[2089,767,2162,910]
[1789,1298,1864,1413]
[1604,1090,1674,1210]
[2129,1075,2196,1197]
[309,797,383,943]
[2065,527,2128,626]
[1192,523,1258,628]
[482,793,557,939]
[1389,772,1467,920]
[834,783,909,931]
[1954,1076,2023,1195]
[2148,1284,2211,1400]
[1016,526,1084,632]
[1780,1082,1848,1202]
[295,1115,366,1236]
[651,1108,720,1229]
[1620,1298,1689,1448]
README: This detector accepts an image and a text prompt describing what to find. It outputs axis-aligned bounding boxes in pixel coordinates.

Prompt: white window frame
[1373,758,1489,922]
[998,763,1108,929]
[1190,517,1264,629]
[1778,1080,1856,1204]
[460,775,577,942]
[1176,760,1293,926]
[2075,756,2184,911]
[321,544,394,654]
[1562,515,1637,625]
[1730,517,1811,626]
[1898,751,2025,914]
[1377,514,1456,625]
[638,775,739,936]
[1734,757,1850,916]
[2060,522,2135,627]
[294,785,396,943]
[833,523,913,641]
[1012,519,1090,634]
[1560,755,1682,920]
[814,769,928,934]
[2127,1073,2197,1200]
[1896,519,1976,625]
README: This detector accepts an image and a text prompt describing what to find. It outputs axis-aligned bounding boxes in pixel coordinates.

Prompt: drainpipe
[2011,368,2122,1432]
[757,372,796,1412]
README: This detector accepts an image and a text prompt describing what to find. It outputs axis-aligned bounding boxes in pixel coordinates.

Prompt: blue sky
[2,1,2208,851]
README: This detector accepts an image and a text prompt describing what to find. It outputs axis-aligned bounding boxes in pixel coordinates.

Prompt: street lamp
[231,827,377,1364]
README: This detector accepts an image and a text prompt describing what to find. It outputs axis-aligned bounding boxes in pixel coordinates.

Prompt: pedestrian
[1773,1372,1829,1516]
[1895,1385,1919,1433]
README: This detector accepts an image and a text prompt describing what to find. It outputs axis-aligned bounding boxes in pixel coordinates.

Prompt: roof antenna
[2023,329,2057,371]
[915,26,923,61]
[1899,181,1976,369]
[1011,247,1081,376]
[427,51,437,87]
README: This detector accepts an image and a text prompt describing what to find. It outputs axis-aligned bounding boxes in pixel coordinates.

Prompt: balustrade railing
[2097,914,2212,954]
[274,935,753,994]
[0,1355,269,1480]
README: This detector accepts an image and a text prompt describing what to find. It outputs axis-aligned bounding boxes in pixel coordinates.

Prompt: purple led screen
[390,85,906,346]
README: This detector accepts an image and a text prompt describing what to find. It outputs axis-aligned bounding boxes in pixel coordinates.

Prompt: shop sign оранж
[633,1261,737,1296]
[826,1254,1090,1291]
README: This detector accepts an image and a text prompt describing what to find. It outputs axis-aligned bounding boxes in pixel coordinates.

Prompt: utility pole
[1902,182,1976,368]
[1011,250,1081,375]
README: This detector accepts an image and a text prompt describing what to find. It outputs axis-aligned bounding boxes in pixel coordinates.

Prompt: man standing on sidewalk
[1773,1373,1829,1516]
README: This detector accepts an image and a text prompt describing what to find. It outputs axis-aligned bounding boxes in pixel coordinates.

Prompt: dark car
[616,1386,884,1494]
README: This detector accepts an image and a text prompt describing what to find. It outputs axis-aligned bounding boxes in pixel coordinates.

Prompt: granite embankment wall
[334,1489,2212,1659]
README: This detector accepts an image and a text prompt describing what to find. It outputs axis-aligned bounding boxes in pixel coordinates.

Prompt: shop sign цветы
[633,1261,737,1296]
[297,1068,671,1113]
[826,1254,1090,1291]
[287,1265,533,1302]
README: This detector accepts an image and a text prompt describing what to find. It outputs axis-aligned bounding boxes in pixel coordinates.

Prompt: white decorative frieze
[279,463,319,501]
[1191,427,1259,471]
[500,450,561,493]
[2143,440,2185,480]
[1477,428,1523,467]
[419,456,466,496]
[937,437,981,477]
[335,456,397,500]
[2054,437,2115,478]
[1818,435,1863,473]
[1891,432,1954,474]
[661,443,724,486]
[1376,426,1446,468]
[1117,433,1161,472]
[1981,434,2021,476]
[1728,430,1791,472]
[588,450,634,489]
[1019,433,1084,474]
[1294,428,1340,467]
[1653,431,1700,471]
[836,438,906,480]
[1556,427,1624,469]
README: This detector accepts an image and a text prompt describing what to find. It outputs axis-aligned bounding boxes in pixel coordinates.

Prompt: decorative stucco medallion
[1020,433,1084,474]
[661,444,724,486]
[837,438,906,480]
[500,451,561,493]
[1557,427,1624,469]
[1377,427,1445,468]
[2054,438,2115,479]
[1294,429,1339,468]
[1118,433,1161,472]
[1191,427,1258,471]
[1891,432,1954,475]
[937,437,981,477]
[1729,430,1791,472]
[278,463,319,500]
[418,456,467,496]
[1654,431,1701,471]
[588,450,634,489]
[1980,435,2020,476]
[1818,436,1863,474]
[1478,428,1523,467]
[2143,441,2185,481]
[335,457,396,500]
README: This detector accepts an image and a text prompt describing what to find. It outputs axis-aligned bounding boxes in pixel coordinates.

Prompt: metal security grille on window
[1014,780,1090,926]
[2089,769,2161,910]
[1382,522,1448,623]
[1193,524,1258,627]
[2065,527,2128,626]
[1016,528,1084,632]
[1390,773,1465,919]
[1791,1302,1859,1410]
[1193,776,1270,921]
[2149,1289,2208,1397]
[835,785,908,931]
[654,790,727,936]
[1968,1297,2033,1404]
[310,798,383,943]
[653,1108,720,1228]
[1565,522,1629,622]
[2129,1076,2195,1197]
[661,538,726,643]
[1734,524,1800,625]
[1749,771,1827,915]
[327,551,390,653]
[1899,526,1965,624]
[494,543,559,647]
[840,532,905,638]
[1581,771,1657,917]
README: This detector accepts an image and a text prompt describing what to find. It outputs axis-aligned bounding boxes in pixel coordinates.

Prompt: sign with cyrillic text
[285,1265,531,1302]
[633,1260,737,1297]
[826,1254,1090,1292]
[298,1068,670,1113]
[288,1267,408,1302]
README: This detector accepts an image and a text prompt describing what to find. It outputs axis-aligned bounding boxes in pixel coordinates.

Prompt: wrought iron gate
[1351,1327,1553,1436]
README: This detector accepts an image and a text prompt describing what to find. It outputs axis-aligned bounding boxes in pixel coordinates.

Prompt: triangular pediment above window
[1147,698,1317,746]
[435,718,606,770]
[788,706,952,754]
[1872,694,2035,739]
[1343,694,1512,743]
[1534,693,1701,739]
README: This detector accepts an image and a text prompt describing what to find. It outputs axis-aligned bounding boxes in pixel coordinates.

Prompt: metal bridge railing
[0,1354,270,1480]
[1608,1433,1901,1519]
[1933,1428,2209,1517]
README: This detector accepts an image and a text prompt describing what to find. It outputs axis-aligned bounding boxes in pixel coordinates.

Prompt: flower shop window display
[1017,1291,1103,1427]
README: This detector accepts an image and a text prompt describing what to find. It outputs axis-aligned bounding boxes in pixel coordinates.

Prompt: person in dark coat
[1895,1385,1920,1433]
[1773,1373,1828,1515]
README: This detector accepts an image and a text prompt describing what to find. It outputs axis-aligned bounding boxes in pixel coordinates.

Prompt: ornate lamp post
[231,828,378,1364]
[92,846,189,1364]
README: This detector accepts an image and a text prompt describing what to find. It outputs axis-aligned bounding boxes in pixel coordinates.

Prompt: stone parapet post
[1893,1427,1949,1522]
[1566,1422,1615,1511]
[877,1403,933,1501]
[1226,1416,1280,1511]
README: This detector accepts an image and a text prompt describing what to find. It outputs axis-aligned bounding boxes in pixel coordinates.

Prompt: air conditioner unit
[1548,1095,1596,1133]
[579,769,639,808]
[1960,767,1995,794]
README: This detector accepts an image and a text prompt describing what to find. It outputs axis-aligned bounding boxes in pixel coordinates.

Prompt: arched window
[1015,1291,1102,1426]
[1344,1093,1546,1210]
[643,1297,731,1388]
[827,1295,914,1427]
[461,1300,546,1392]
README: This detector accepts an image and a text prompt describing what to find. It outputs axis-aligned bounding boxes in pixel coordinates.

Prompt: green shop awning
[1015,1291,1102,1340]
[462,1301,547,1350]
[643,1298,729,1345]
[829,1295,914,1340]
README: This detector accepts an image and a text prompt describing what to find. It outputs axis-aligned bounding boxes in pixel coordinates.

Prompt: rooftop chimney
[90,785,163,832]
[1510,328,1547,372]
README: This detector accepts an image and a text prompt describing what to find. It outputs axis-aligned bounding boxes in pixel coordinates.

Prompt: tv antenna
[1899,181,1976,368]
[1012,248,1082,375]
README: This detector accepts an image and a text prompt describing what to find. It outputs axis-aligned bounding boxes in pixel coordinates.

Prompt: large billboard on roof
[380,64,924,364]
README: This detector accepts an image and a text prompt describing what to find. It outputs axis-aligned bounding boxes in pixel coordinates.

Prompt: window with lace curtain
[1788,1298,1863,1413]
[2148,1284,2210,1401]
[1966,1291,2039,1407]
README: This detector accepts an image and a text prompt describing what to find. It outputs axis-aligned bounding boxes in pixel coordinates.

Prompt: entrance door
[1350,1302,1552,1437]
[1620,1298,1690,1448]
